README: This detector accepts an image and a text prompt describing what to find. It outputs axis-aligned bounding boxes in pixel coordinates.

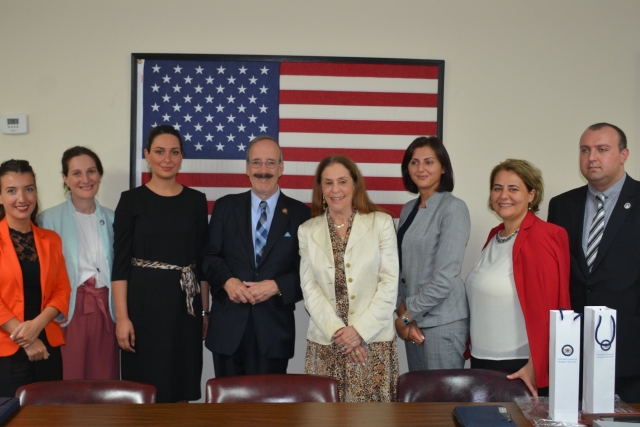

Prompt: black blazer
[202,190,310,359]
[548,175,640,378]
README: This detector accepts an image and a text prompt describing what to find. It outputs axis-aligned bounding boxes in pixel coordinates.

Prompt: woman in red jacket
[0,159,70,396]
[465,159,570,397]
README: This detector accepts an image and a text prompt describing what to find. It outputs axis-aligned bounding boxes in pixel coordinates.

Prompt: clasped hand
[394,317,425,346]
[224,278,279,304]
[24,339,49,361]
[10,320,41,347]
[333,326,367,365]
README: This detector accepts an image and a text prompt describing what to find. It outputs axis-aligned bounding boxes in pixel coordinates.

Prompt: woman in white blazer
[39,146,118,380]
[395,136,470,371]
[299,155,399,402]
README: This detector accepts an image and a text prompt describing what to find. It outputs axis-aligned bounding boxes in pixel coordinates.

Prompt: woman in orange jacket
[0,159,70,396]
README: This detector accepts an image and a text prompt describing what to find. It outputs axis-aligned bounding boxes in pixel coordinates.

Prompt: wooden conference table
[6,402,532,427]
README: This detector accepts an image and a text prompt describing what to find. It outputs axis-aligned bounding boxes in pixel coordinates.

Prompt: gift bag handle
[558,308,582,321]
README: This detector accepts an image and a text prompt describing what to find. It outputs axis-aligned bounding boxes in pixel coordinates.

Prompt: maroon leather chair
[16,380,157,405]
[206,374,339,403]
[397,369,533,402]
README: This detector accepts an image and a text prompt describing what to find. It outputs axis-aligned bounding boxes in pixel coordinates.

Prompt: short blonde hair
[488,159,544,213]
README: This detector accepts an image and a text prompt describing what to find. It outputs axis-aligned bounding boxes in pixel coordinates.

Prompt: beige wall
[2,0,639,398]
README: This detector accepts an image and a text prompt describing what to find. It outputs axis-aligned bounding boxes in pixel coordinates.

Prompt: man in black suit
[202,135,310,376]
[548,123,640,402]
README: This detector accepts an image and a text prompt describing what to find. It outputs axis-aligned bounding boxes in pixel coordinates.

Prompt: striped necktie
[586,193,605,272]
[255,201,268,267]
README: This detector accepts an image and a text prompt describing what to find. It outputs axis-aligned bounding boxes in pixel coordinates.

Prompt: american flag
[134,56,443,217]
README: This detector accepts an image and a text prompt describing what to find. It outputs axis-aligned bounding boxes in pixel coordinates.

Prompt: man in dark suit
[548,123,640,402]
[202,135,310,376]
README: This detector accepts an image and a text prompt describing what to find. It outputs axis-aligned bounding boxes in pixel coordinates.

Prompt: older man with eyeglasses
[202,135,310,376]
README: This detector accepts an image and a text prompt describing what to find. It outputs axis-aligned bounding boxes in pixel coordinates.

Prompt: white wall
[2,0,639,401]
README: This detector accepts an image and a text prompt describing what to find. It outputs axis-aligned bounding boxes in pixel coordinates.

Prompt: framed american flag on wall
[130,54,444,218]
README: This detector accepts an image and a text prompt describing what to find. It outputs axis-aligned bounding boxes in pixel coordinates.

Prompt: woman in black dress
[112,126,209,402]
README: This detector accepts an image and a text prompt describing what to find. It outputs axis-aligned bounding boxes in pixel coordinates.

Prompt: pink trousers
[61,279,119,380]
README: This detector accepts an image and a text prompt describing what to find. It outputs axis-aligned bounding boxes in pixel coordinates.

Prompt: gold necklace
[334,223,346,229]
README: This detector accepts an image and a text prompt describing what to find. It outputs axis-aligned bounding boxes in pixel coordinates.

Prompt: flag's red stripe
[377,204,403,218]
[207,201,214,215]
[280,119,437,135]
[282,147,404,164]
[149,173,405,191]
[281,62,439,79]
[279,90,439,107]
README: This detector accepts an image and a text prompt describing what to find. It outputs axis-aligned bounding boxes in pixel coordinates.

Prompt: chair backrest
[16,380,157,405]
[205,374,339,403]
[397,369,533,402]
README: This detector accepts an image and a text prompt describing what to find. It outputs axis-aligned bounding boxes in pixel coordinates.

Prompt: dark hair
[488,159,544,214]
[0,159,39,222]
[310,155,386,218]
[146,125,184,153]
[246,135,283,162]
[587,123,627,151]
[401,136,454,194]
[61,146,104,191]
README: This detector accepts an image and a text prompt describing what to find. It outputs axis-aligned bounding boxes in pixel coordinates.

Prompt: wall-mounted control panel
[1,114,28,134]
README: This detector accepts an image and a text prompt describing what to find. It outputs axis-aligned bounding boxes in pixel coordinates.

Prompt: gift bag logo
[562,344,574,356]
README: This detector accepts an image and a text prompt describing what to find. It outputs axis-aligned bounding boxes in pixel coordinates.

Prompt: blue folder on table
[453,405,515,427]
[0,397,20,425]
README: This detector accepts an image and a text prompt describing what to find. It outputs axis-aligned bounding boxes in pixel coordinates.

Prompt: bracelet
[202,311,210,316]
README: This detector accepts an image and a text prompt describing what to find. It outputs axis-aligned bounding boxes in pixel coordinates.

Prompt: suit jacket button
[254,272,259,277]
[588,286,594,292]
[348,278,353,283]
[350,295,355,300]
[401,279,406,283]
[345,263,350,268]
[350,310,355,315]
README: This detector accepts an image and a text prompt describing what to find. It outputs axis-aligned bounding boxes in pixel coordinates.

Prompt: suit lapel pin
[99,219,106,225]
[282,208,288,214]
[624,203,631,209]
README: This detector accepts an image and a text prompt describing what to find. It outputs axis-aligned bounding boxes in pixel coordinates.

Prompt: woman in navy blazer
[395,136,471,370]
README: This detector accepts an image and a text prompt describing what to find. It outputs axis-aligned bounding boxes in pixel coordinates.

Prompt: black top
[10,229,41,322]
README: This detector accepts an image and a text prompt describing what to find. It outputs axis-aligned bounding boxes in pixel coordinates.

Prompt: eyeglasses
[249,160,280,169]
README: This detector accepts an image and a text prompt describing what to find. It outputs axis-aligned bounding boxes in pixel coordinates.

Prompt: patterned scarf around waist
[132,258,200,316]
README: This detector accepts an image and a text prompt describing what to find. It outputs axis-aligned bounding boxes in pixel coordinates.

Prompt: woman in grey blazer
[395,136,470,370]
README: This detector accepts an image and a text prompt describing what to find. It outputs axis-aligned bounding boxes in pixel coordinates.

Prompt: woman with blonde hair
[466,159,571,396]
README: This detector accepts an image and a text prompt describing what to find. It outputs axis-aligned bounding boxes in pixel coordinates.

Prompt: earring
[146,162,151,171]
[179,164,182,171]
[322,196,327,211]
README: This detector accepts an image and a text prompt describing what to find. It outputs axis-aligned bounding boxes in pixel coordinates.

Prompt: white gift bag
[582,306,617,413]
[549,309,581,423]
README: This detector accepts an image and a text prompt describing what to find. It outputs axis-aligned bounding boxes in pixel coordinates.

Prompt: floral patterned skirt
[305,339,399,402]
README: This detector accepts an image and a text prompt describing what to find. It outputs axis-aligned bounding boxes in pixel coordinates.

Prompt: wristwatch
[202,311,210,317]
[402,312,412,325]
